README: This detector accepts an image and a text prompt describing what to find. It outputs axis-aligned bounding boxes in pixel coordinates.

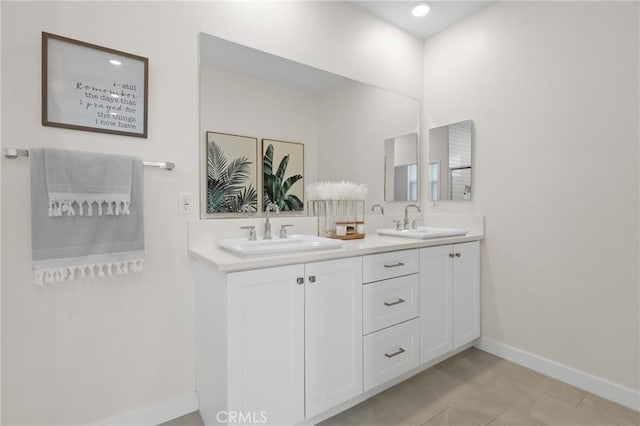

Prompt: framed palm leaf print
[262,139,304,212]
[206,132,258,214]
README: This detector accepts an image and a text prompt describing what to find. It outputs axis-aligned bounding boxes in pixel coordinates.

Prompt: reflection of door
[429,162,439,201]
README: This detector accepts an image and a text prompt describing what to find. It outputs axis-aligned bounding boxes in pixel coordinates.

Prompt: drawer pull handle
[383,262,405,268]
[384,298,405,306]
[384,347,406,358]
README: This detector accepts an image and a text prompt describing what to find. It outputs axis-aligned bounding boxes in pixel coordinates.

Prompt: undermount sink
[218,234,344,256]
[377,226,468,240]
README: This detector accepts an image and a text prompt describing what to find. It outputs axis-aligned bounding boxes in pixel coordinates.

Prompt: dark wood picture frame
[42,32,149,138]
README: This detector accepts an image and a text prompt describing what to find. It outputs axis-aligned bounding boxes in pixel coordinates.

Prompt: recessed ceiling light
[109,59,122,66]
[411,3,430,17]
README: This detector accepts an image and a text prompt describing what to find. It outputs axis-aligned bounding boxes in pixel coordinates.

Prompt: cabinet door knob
[384,347,406,358]
[308,275,316,283]
[455,253,461,257]
[449,253,455,258]
[296,277,304,285]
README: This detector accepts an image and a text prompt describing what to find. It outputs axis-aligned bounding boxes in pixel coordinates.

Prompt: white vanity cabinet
[419,241,480,364]
[194,256,362,425]
[192,234,482,425]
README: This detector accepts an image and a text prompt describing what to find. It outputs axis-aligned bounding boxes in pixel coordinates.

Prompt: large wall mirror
[429,119,473,201]
[199,32,421,218]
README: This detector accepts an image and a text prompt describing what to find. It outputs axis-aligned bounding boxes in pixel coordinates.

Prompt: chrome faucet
[371,204,384,215]
[264,203,280,240]
[403,204,420,230]
[241,204,253,217]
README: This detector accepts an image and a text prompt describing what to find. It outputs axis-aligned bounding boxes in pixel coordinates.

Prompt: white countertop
[189,232,484,273]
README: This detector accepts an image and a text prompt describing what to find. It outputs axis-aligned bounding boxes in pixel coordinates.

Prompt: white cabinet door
[419,245,453,364]
[452,241,480,348]
[305,257,363,418]
[227,265,305,426]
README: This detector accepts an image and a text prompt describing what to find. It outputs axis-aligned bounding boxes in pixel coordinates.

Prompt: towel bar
[2,148,175,170]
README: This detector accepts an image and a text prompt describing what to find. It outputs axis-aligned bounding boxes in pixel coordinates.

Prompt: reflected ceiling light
[411,3,430,17]
[109,59,122,66]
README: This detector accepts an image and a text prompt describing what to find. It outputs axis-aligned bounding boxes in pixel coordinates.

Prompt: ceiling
[351,1,493,40]
[199,2,495,92]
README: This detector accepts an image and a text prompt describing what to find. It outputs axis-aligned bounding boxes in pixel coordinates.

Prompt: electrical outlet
[179,192,192,215]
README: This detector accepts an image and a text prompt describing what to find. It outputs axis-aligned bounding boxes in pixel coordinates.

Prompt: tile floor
[162,348,639,426]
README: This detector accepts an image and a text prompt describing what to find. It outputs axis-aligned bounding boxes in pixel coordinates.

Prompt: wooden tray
[332,233,365,240]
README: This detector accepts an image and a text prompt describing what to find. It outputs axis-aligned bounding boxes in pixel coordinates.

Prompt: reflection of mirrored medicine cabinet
[384,133,419,202]
[429,119,473,201]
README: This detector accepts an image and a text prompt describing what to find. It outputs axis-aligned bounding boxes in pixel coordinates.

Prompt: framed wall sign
[42,32,148,138]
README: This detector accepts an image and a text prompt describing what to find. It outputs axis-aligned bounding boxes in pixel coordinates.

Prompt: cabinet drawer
[363,274,419,334]
[363,319,419,391]
[363,249,419,283]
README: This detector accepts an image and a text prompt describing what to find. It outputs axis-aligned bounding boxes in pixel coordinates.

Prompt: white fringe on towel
[47,200,131,217]
[34,259,144,285]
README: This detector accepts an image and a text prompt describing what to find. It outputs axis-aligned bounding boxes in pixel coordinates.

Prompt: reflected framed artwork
[262,139,304,212]
[206,132,258,214]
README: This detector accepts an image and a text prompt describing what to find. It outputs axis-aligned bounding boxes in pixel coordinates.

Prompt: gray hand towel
[30,148,145,285]
[43,148,133,217]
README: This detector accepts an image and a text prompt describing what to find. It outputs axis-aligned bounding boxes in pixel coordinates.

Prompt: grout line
[576,392,588,408]
[449,406,487,426]
[487,358,587,409]
[484,408,506,426]
[415,405,448,426]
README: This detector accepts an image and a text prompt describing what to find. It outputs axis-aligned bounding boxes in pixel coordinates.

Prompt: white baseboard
[100,392,199,426]
[474,337,640,412]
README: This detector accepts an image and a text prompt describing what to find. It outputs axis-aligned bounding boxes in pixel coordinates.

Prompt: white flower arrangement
[306,181,369,200]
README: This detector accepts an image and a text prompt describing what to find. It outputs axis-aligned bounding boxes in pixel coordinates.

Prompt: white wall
[0,2,423,424]
[424,1,639,392]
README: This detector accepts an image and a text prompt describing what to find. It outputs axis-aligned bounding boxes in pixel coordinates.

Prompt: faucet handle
[279,224,294,239]
[393,220,402,231]
[240,225,257,241]
[411,219,420,229]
